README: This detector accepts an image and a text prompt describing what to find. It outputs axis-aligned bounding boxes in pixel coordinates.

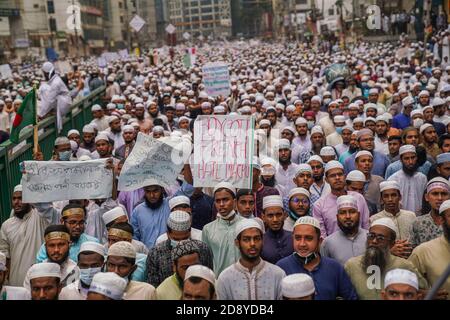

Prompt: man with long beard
[344,218,428,300]
[388,145,428,215]
[321,195,368,265]
[216,219,286,300]
[408,200,450,300]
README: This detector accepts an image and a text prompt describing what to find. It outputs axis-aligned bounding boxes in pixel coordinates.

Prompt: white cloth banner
[0,64,12,79]
[118,133,192,191]
[193,115,255,188]
[21,159,113,203]
[202,62,230,97]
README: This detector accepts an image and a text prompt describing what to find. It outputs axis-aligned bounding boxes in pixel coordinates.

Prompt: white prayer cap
[235,218,264,239]
[213,182,236,196]
[83,124,95,133]
[426,177,450,193]
[259,119,271,126]
[288,187,310,200]
[369,88,379,95]
[346,170,366,182]
[277,138,291,150]
[27,262,61,281]
[169,195,191,210]
[295,117,307,125]
[307,155,324,165]
[384,269,418,290]
[402,96,415,106]
[260,157,277,168]
[42,61,54,73]
[102,207,127,225]
[108,241,136,259]
[89,272,127,300]
[95,133,110,143]
[79,155,92,161]
[324,160,344,174]
[348,103,359,110]
[214,105,225,113]
[153,125,164,133]
[364,117,376,125]
[108,115,119,124]
[411,109,423,118]
[333,115,346,124]
[375,115,388,123]
[91,104,102,112]
[295,164,313,177]
[286,105,296,112]
[342,125,354,133]
[422,105,433,113]
[380,181,401,193]
[310,126,323,136]
[67,129,80,137]
[439,199,450,215]
[107,103,116,110]
[281,273,315,298]
[79,241,106,257]
[293,216,320,230]
[355,150,373,159]
[0,252,6,271]
[399,144,416,156]
[353,117,364,124]
[262,195,283,210]
[167,210,191,231]
[320,146,336,157]
[122,125,134,133]
[13,184,22,193]
[432,97,445,106]
[337,195,358,210]
[55,136,70,146]
[418,90,429,97]
[179,116,190,123]
[419,123,433,135]
[311,95,322,102]
[282,126,296,135]
[185,265,216,286]
[370,217,398,234]
[276,103,285,110]
[364,103,378,111]
[437,152,450,164]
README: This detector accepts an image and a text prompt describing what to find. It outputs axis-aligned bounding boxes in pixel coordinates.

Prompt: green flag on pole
[9,88,37,144]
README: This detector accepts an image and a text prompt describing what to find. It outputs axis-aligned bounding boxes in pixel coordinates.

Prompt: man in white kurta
[388,145,427,215]
[0,185,58,286]
[216,218,285,300]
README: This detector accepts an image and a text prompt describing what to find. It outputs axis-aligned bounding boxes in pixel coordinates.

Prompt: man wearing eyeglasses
[35,204,99,263]
[344,218,428,300]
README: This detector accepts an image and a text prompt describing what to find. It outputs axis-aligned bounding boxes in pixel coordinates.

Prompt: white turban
[384,269,418,290]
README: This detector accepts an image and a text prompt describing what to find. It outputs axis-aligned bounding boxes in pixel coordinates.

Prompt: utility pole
[72,0,79,58]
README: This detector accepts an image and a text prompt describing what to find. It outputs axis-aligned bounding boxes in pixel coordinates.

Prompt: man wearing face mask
[48,136,72,161]
[59,242,105,300]
[106,241,156,300]
[277,216,358,300]
[325,116,345,147]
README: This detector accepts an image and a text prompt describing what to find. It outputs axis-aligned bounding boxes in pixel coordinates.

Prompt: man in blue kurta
[131,181,193,249]
[36,204,99,263]
[276,216,358,300]
[392,96,414,130]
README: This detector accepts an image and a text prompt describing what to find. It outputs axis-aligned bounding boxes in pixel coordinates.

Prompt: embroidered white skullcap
[153,125,164,133]
[411,109,423,117]
[83,124,95,133]
[169,195,191,210]
[293,216,320,230]
[107,103,116,110]
[295,117,307,125]
[355,150,373,159]
[55,136,70,146]
[78,155,92,161]
[422,105,433,113]
[27,262,61,281]
[13,184,22,193]
[310,126,323,136]
[346,170,366,182]
[176,103,186,111]
[333,115,346,123]
[337,195,358,210]
[185,265,216,286]
[91,104,102,112]
[364,117,376,125]
[418,90,429,97]
[369,88,379,95]
[108,241,136,259]
[288,187,310,200]
[311,95,322,102]
[122,125,134,133]
[348,103,359,110]
[437,152,450,164]
[0,252,6,271]
[432,97,445,106]
[89,272,127,300]
[277,138,291,150]
[262,195,283,210]
[294,164,313,178]
[384,269,418,290]
[282,126,296,135]
[353,117,364,124]
[402,96,414,106]
[167,210,191,231]
[439,199,450,215]
[375,115,388,123]
[426,177,450,193]
[235,218,264,239]
[95,133,110,143]
[324,160,344,173]
[108,115,119,124]
[370,217,398,234]
[260,157,277,168]
[79,241,106,257]
[68,129,80,137]
[102,207,127,225]
[307,155,324,165]
[259,119,271,126]
[281,273,315,298]
[380,181,401,193]
[399,144,416,156]
[214,105,225,113]
[213,182,236,196]
[419,123,433,135]
[286,105,296,112]
[320,146,336,157]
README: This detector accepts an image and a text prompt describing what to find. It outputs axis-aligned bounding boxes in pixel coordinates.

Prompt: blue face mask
[58,150,71,161]
[336,127,344,135]
[79,267,102,286]
[117,104,124,109]
[307,121,315,130]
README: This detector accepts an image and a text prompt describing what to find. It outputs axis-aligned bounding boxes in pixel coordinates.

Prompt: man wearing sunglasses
[344,218,428,300]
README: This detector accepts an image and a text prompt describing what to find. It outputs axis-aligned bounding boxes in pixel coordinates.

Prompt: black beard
[48,249,70,265]
[279,158,290,166]
[362,246,389,273]
[136,114,144,120]
[14,205,32,219]
[338,220,359,235]
[261,176,276,187]
[313,174,323,182]
[402,164,419,176]
[349,146,358,153]
[175,272,184,289]
[145,194,164,209]
[150,112,159,118]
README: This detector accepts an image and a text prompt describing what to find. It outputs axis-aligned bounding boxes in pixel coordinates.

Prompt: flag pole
[33,86,39,154]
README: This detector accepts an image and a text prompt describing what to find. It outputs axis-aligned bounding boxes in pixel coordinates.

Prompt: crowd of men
[0,29,450,301]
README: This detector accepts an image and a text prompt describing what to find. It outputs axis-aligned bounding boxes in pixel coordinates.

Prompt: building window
[47,1,55,14]
[120,16,124,23]
[49,18,57,32]
[119,2,122,9]
[33,4,39,9]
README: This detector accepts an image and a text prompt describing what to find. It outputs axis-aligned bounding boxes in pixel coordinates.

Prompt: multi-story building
[231,0,273,38]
